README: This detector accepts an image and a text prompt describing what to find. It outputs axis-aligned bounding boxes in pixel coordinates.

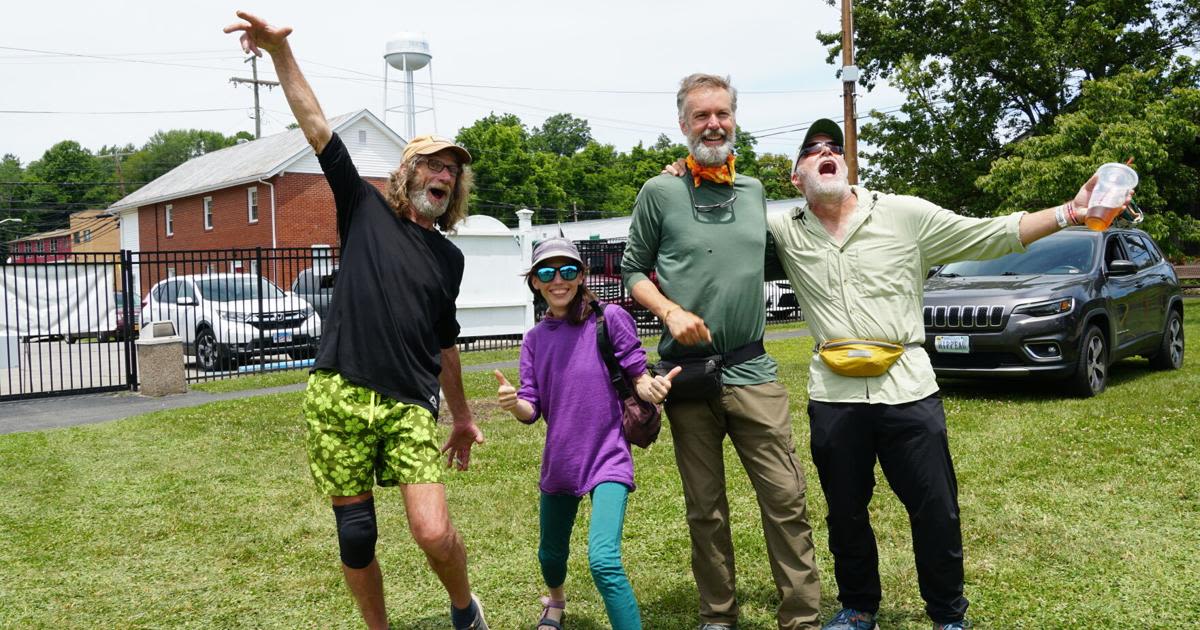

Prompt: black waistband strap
[722,339,766,367]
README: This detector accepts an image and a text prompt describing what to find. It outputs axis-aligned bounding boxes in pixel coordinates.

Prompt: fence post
[121,249,139,391]
[255,246,266,366]
[516,208,534,331]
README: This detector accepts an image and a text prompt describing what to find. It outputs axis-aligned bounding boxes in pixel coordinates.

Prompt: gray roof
[107,110,399,214]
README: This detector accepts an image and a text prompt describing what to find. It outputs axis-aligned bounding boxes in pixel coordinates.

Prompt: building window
[247,187,259,224]
[74,232,81,244]
[358,129,367,144]
[165,204,174,236]
[83,229,92,242]
[50,240,57,253]
[36,241,44,252]
[203,197,213,230]
[166,266,176,278]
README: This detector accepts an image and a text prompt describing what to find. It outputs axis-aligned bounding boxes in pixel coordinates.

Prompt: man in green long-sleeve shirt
[770,119,1109,630]
[622,73,821,630]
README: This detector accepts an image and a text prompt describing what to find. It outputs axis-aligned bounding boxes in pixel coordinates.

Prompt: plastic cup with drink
[1085,163,1138,231]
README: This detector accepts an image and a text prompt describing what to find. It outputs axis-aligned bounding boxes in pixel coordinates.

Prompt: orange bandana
[686,153,737,187]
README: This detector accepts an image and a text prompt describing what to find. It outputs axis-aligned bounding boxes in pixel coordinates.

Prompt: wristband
[662,306,680,322]
[1055,205,1070,229]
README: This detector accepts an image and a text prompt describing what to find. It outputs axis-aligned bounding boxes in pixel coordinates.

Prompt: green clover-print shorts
[303,370,444,496]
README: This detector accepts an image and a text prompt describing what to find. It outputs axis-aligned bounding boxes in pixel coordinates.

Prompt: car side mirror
[927,265,942,279]
[176,296,198,307]
[1107,259,1137,276]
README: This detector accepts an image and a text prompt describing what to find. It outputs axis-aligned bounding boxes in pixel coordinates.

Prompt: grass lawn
[0,312,1195,628]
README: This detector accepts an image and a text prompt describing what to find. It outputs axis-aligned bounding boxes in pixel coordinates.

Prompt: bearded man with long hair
[224,11,488,630]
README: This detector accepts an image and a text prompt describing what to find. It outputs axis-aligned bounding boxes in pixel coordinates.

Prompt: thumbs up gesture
[494,369,518,411]
[636,365,682,404]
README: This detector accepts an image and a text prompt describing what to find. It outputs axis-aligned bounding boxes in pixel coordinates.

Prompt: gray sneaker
[822,608,879,630]
[698,625,737,630]
[934,621,971,630]
[460,594,488,630]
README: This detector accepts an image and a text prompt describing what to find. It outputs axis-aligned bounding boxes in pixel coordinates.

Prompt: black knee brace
[332,498,378,569]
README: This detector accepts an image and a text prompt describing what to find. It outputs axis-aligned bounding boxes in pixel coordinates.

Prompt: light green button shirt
[767,186,1026,404]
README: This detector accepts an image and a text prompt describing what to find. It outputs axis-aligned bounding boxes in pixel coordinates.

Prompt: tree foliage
[819,0,1200,216]
[529,113,593,156]
[979,67,1200,258]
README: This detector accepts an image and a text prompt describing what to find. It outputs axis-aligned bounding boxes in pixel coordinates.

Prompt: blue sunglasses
[535,264,581,282]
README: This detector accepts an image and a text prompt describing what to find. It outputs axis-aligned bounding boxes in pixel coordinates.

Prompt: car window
[1122,234,1154,269]
[1134,234,1163,264]
[178,280,196,300]
[157,281,179,303]
[293,270,313,293]
[937,234,1095,276]
[196,276,285,302]
[1104,234,1128,268]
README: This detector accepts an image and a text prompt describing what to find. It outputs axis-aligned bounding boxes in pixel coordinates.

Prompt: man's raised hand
[223,11,292,57]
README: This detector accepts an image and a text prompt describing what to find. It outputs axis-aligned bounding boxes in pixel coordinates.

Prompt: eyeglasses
[799,141,845,158]
[420,157,462,177]
[534,264,581,282]
[686,185,738,212]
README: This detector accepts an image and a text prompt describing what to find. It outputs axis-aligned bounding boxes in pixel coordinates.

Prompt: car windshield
[196,277,285,302]
[937,236,1095,277]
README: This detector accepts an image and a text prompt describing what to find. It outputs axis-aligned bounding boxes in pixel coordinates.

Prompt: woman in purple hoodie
[494,237,676,630]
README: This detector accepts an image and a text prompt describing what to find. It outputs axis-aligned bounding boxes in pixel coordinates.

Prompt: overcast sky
[1,1,902,165]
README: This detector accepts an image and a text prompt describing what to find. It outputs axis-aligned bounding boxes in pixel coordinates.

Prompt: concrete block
[137,335,187,396]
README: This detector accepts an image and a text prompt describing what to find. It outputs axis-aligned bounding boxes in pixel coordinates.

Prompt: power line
[0,107,246,115]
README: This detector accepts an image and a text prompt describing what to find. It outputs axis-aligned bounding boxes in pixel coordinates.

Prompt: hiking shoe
[934,621,971,630]
[455,593,488,630]
[822,608,879,630]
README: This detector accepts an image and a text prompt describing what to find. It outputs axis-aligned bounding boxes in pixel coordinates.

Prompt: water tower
[383,33,436,140]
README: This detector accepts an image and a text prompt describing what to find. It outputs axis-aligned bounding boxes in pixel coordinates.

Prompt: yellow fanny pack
[817,339,905,377]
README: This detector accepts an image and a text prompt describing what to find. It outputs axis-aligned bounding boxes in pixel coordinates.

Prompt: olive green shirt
[767,186,1026,404]
[622,173,777,385]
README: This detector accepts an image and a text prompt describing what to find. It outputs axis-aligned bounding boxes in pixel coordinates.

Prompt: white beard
[802,168,851,205]
[688,128,735,167]
[409,188,448,220]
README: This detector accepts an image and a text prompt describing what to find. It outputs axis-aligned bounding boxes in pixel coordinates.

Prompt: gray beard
[409,189,447,220]
[688,130,735,167]
[802,169,851,205]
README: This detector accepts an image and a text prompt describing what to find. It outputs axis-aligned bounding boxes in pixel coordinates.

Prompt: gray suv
[922,227,1185,396]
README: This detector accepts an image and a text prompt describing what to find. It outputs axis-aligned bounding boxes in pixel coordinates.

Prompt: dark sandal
[536,595,566,630]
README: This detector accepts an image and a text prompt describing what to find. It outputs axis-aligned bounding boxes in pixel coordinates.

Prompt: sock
[450,599,478,629]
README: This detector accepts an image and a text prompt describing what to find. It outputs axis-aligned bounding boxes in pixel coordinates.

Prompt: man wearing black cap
[225,12,487,630]
[770,118,1108,630]
[623,73,822,630]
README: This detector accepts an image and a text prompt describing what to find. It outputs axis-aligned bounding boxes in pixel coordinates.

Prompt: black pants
[808,394,968,624]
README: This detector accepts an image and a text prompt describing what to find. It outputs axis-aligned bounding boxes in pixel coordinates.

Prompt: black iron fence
[1,240,801,402]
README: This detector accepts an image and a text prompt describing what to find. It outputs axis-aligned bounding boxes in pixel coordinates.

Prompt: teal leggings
[539,482,642,630]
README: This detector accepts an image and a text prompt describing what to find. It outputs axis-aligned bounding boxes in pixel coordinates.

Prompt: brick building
[6,226,73,263]
[106,110,405,293]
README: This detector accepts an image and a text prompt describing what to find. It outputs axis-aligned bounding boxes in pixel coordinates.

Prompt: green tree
[979,68,1200,257]
[757,153,797,200]
[124,129,248,186]
[530,113,593,156]
[820,0,1200,215]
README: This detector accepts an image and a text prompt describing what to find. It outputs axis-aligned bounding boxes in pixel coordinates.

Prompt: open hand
[662,157,688,177]
[223,10,293,56]
[440,420,484,471]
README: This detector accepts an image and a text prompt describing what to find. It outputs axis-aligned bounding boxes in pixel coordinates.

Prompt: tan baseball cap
[402,134,473,165]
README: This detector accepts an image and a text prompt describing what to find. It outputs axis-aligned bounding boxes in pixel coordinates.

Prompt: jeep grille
[923,304,1005,330]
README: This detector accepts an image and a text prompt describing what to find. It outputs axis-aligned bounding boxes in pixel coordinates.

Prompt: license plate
[272,331,293,343]
[935,335,970,354]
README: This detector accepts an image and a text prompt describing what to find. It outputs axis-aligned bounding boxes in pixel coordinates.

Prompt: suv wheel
[1147,310,1184,370]
[196,326,234,372]
[1070,325,1107,397]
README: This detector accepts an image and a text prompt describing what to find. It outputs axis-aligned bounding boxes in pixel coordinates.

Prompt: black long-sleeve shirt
[312,133,463,414]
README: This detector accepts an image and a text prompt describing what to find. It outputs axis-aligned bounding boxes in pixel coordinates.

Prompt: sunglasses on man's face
[534,264,581,283]
[799,141,845,158]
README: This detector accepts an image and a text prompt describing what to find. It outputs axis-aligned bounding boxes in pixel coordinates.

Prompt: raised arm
[223,11,331,153]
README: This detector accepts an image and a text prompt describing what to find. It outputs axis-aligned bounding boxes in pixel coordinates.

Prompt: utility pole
[841,0,860,184]
[230,55,280,139]
[106,151,135,197]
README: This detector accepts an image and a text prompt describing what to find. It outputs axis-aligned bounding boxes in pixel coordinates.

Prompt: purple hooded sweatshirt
[517,303,647,496]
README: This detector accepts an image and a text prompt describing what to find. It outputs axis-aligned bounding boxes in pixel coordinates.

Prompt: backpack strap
[591,300,633,399]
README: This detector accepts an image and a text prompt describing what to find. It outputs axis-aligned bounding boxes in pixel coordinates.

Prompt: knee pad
[333,498,378,569]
